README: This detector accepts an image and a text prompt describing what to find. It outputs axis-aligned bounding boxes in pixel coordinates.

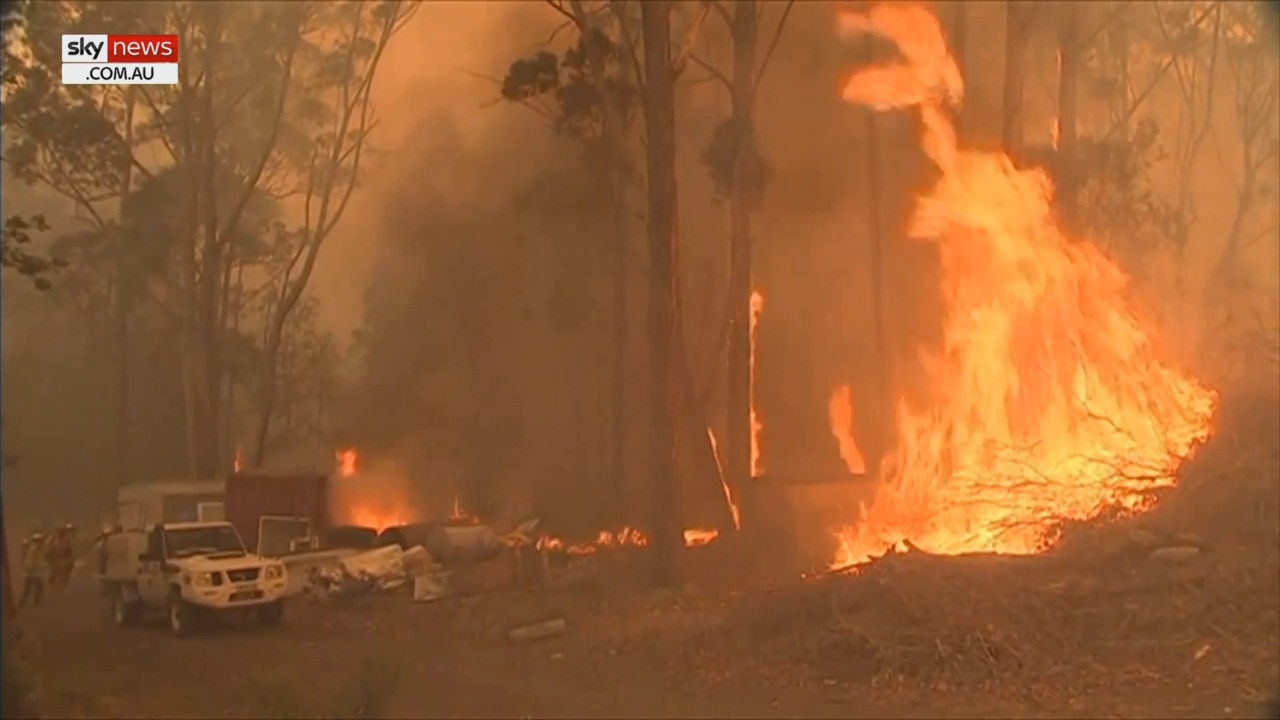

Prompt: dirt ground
[10,399,1278,720]
[11,548,1275,720]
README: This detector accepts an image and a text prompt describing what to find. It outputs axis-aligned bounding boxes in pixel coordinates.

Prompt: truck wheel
[256,600,284,627]
[167,593,195,637]
[112,586,142,627]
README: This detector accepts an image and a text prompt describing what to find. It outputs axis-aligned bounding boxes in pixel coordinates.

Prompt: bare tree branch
[750,0,794,101]
[688,53,731,91]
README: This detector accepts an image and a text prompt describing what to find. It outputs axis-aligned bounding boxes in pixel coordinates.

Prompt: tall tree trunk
[1002,1,1030,163]
[726,0,758,499]
[1056,1,1080,228]
[252,316,285,468]
[1,494,15,627]
[566,1,630,525]
[176,47,203,480]
[641,0,681,587]
[114,87,137,502]
[197,3,225,478]
[608,181,629,524]
[223,261,245,468]
[1108,7,1130,133]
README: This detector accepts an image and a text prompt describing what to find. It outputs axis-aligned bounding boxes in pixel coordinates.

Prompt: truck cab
[101,520,287,636]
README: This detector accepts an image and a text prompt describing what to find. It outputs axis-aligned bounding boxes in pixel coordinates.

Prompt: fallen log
[506,617,567,644]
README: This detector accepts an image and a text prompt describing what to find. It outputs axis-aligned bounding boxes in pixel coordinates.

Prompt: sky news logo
[61,34,179,85]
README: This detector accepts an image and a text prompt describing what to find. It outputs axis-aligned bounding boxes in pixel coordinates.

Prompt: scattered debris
[304,544,451,602]
[506,617,567,644]
[1148,545,1202,565]
[412,573,450,603]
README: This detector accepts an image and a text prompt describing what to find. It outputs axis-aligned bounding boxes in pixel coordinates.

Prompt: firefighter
[20,532,46,609]
[46,524,76,590]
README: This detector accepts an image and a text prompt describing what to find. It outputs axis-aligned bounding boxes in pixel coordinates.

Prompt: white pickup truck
[99,521,288,637]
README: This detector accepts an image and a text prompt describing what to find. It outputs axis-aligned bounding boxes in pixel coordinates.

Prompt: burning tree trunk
[726,0,759,497]
[641,0,682,586]
[1055,1,1080,228]
[1001,1,1033,163]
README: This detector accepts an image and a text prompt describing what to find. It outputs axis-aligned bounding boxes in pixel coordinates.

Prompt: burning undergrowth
[683,5,1276,706]
[715,403,1278,701]
[828,5,1216,567]
[328,447,726,555]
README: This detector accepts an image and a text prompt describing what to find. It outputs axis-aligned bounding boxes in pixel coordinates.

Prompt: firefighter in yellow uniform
[46,524,76,590]
[20,532,46,608]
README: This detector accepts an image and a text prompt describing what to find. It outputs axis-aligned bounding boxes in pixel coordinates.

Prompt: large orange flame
[830,5,1216,567]
[330,448,408,532]
[749,290,765,476]
[828,384,867,475]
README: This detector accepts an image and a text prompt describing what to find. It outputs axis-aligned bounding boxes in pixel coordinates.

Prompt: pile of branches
[722,398,1280,697]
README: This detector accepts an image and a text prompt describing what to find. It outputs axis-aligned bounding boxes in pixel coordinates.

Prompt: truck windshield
[164,526,245,558]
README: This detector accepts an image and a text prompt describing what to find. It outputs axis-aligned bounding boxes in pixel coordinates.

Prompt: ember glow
[348,507,409,534]
[536,527,647,555]
[536,526,721,555]
[336,448,358,477]
[829,5,1217,568]
[448,494,479,524]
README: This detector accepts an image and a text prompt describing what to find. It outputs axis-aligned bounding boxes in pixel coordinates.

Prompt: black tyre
[375,526,408,550]
[112,586,142,627]
[166,593,194,638]
[256,600,284,627]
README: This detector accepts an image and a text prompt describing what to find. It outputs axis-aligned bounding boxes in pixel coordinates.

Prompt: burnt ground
[11,398,1280,720]
[15,574,949,720]
[12,543,1276,720]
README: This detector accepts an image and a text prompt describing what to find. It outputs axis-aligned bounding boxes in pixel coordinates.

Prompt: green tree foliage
[502,28,639,144]
[0,0,406,488]
[1,215,64,290]
[700,116,772,208]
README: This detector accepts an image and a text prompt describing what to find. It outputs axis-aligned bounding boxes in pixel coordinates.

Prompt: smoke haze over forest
[2,1,1276,538]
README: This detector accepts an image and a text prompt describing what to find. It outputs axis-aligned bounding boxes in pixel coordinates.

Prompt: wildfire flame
[828,384,868,475]
[535,527,647,555]
[336,448,358,478]
[535,526,721,555]
[706,427,743,529]
[348,507,409,534]
[749,290,765,476]
[830,5,1216,568]
[448,494,479,525]
[330,448,410,533]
